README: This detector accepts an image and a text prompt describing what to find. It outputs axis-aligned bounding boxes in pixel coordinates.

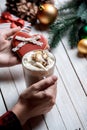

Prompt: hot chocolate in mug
[22,49,56,86]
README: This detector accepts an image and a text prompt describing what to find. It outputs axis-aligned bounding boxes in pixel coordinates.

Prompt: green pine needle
[77,2,87,17]
[77,2,87,23]
[80,10,87,23]
[48,0,87,48]
[48,31,61,48]
[58,0,80,11]
[68,23,80,48]
[49,15,77,48]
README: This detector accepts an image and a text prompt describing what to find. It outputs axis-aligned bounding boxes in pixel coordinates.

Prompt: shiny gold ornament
[37,3,58,25]
[78,39,87,54]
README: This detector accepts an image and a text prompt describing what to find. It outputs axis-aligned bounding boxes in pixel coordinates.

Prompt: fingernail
[52,75,58,81]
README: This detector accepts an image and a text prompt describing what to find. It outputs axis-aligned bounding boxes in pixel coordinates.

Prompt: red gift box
[12,31,49,58]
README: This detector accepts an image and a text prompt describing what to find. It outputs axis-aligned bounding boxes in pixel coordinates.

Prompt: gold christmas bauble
[37,3,58,25]
[78,39,87,54]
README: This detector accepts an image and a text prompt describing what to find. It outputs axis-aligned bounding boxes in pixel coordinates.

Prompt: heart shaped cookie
[12,31,49,58]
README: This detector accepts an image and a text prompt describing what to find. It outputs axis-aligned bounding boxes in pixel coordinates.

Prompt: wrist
[12,103,30,125]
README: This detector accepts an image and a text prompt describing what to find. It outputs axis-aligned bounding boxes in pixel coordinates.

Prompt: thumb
[4,27,21,39]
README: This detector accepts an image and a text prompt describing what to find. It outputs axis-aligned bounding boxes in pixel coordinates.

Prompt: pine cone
[6,0,54,24]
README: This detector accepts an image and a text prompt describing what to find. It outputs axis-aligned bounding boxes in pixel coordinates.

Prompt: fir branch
[77,2,87,17]
[48,30,61,48]
[68,23,80,48]
[80,9,87,23]
[58,0,80,11]
[48,0,87,48]
[49,18,77,48]
[52,15,77,28]
[49,14,78,48]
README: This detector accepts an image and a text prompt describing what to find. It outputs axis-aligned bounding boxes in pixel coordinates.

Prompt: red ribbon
[0,12,24,28]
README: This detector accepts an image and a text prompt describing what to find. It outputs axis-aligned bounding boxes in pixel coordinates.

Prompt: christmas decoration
[48,0,87,49]
[78,24,87,39]
[4,0,87,55]
[77,24,87,54]
[0,12,25,28]
[37,3,58,25]
[78,39,87,54]
[6,0,54,24]
[12,29,49,58]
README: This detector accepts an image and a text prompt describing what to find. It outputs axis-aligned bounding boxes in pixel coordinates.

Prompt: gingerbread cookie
[12,31,49,58]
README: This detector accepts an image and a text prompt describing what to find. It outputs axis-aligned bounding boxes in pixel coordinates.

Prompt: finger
[45,81,57,99]
[32,75,58,91]
[0,55,20,67]
[36,81,57,99]
[8,56,20,66]
[20,75,57,99]
[4,27,21,39]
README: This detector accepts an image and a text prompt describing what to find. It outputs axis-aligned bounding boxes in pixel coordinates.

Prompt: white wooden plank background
[0,91,6,116]
[0,0,87,130]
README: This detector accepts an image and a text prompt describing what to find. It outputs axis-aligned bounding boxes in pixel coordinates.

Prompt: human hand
[0,27,21,67]
[12,75,58,125]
